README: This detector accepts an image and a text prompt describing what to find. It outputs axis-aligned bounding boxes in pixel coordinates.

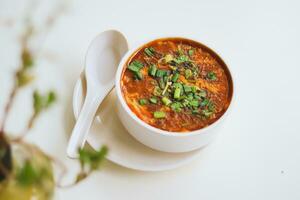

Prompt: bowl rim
[115,35,235,137]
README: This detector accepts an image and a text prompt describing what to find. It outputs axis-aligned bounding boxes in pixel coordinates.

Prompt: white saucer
[72,74,202,171]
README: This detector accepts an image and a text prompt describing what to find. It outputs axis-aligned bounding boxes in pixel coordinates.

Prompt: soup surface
[121,38,233,132]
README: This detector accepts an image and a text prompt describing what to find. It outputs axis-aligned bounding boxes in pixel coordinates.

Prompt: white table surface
[1,0,300,199]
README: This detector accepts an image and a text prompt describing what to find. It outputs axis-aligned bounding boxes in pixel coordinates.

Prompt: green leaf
[33,91,43,113]
[188,49,194,56]
[33,90,56,114]
[78,146,108,171]
[16,160,39,186]
[46,91,56,107]
[22,49,34,69]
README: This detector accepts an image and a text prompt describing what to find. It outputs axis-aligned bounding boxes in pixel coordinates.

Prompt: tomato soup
[120,38,233,132]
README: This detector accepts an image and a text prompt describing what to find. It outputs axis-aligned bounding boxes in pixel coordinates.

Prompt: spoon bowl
[67,30,128,158]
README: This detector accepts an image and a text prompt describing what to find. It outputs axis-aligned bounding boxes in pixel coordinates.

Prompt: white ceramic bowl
[115,36,234,153]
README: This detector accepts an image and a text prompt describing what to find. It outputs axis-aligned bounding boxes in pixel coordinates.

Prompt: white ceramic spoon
[67,30,128,158]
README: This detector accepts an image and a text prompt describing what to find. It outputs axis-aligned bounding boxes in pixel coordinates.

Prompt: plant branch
[56,170,92,189]
[0,84,18,134]
[12,112,38,142]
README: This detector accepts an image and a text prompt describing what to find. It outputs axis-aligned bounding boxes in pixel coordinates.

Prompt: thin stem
[0,84,18,134]
[56,170,92,189]
[12,112,37,142]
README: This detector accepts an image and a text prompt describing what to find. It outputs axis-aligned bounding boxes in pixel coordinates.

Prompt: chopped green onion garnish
[198,90,207,97]
[188,49,194,56]
[154,111,166,119]
[207,71,217,80]
[207,101,215,111]
[139,99,148,105]
[171,102,182,112]
[134,71,143,80]
[162,96,172,105]
[191,86,197,93]
[158,78,165,89]
[128,65,140,72]
[173,82,182,88]
[189,100,199,107]
[185,69,192,79]
[148,65,157,77]
[153,86,162,96]
[128,60,143,72]
[156,69,167,78]
[175,55,189,64]
[163,75,168,83]
[200,98,209,107]
[173,83,184,95]
[183,85,192,93]
[182,99,189,107]
[171,73,179,82]
[128,60,144,80]
[187,93,194,100]
[202,109,213,117]
[144,47,155,57]
[162,81,172,96]
[174,87,181,99]
[194,95,201,100]
[149,97,158,104]
[192,110,200,114]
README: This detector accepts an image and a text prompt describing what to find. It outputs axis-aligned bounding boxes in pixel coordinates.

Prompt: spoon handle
[67,92,103,158]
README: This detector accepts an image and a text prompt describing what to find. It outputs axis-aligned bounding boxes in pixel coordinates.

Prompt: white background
[1,0,300,199]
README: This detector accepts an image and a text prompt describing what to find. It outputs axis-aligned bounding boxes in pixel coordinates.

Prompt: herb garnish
[144,47,156,57]
[139,99,148,105]
[128,60,144,80]
[127,44,217,121]
[153,111,166,119]
[207,71,217,80]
